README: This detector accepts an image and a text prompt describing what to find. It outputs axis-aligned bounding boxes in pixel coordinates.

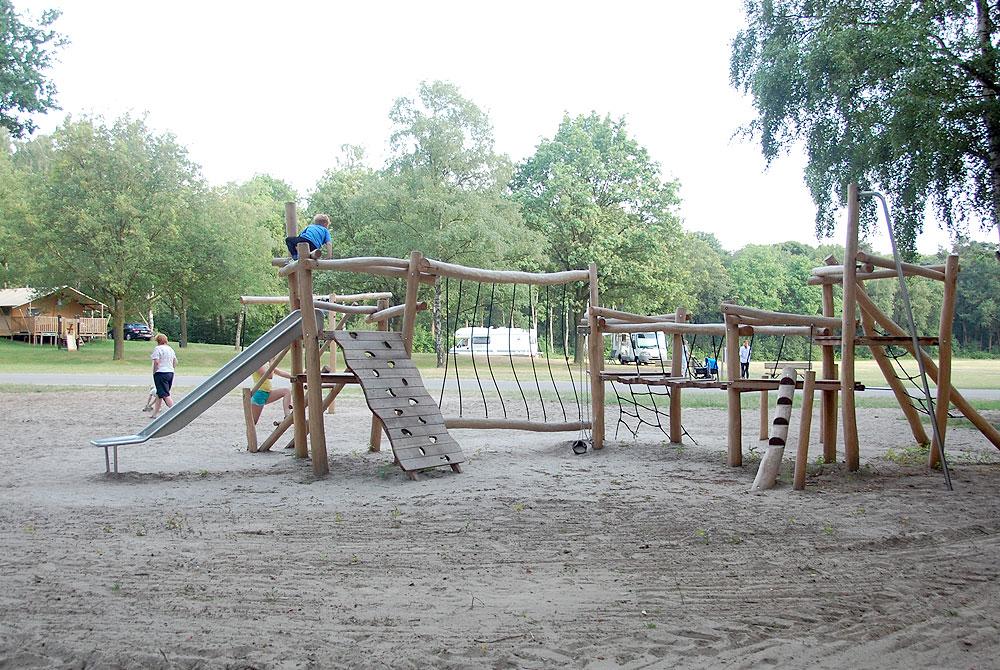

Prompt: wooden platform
[813,335,939,347]
[333,330,464,476]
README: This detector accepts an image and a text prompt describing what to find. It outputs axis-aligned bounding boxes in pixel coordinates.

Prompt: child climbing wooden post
[284,203,308,460]
[296,242,329,476]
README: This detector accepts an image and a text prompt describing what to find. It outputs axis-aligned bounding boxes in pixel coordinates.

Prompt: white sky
[17,0,996,255]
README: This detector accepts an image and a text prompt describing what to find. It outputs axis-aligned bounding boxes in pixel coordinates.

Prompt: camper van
[610,331,670,365]
[450,326,539,357]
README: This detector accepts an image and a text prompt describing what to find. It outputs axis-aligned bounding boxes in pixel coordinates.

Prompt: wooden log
[368,297,389,453]
[759,390,769,441]
[860,306,929,447]
[240,295,329,305]
[930,254,959,467]
[242,389,258,453]
[589,306,678,323]
[750,366,797,491]
[312,256,410,271]
[720,303,844,330]
[331,291,393,302]
[285,203,308,461]
[401,251,423,355]
[809,269,942,285]
[738,325,818,337]
[793,370,817,491]
[366,301,427,324]
[725,314,742,467]
[842,184,861,471]
[820,277,838,463]
[603,321,727,336]
[856,251,946,281]
[588,262,606,450]
[857,280,1000,452]
[234,308,245,351]
[313,300,379,315]
[420,257,590,285]
[444,418,592,432]
[297,242,329,477]
[669,307,686,443]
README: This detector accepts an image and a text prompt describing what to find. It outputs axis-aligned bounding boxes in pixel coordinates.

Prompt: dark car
[110,323,153,340]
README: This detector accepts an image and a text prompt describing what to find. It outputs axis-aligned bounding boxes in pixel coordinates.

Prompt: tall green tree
[731,1,1000,254]
[512,112,687,359]
[0,129,34,286]
[0,1,64,137]
[17,115,202,359]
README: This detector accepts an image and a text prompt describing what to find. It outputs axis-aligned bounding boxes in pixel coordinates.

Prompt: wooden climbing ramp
[333,330,464,477]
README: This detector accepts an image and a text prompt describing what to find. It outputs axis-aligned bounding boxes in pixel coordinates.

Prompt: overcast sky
[17,0,993,254]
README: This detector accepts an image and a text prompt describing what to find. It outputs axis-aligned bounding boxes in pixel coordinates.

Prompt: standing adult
[150,334,178,419]
[739,340,751,378]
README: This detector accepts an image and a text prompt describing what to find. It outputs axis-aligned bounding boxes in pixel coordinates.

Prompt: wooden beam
[721,303,844,330]
[589,306,679,323]
[588,262,606,449]
[400,251,423,355]
[793,371,817,491]
[444,418,592,432]
[421,257,590,285]
[669,307,686,443]
[820,272,838,464]
[366,301,427,324]
[603,321,727,335]
[841,184,861,471]
[297,242,329,477]
[759,390,769,441]
[856,251,946,281]
[930,254,959,467]
[242,389,258,453]
[725,314,742,467]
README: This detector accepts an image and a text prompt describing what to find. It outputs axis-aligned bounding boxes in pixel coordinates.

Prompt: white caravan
[610,331,670,365]
[450,326,539,357]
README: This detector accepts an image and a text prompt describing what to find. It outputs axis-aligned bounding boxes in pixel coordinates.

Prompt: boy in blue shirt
[285,213,333,259]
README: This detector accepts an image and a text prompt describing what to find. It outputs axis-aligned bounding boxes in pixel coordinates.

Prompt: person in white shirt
[739,340,752,378]
[150,334,178,419]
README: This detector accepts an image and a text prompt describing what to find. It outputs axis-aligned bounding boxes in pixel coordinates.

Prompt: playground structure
[94,187,1000,485]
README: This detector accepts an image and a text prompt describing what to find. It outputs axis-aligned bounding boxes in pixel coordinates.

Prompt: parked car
[109,322,154,340]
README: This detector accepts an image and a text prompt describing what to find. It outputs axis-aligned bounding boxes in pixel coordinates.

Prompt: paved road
[2,372,998,400]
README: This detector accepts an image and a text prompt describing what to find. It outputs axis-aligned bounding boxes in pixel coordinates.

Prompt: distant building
[0,286,109,345]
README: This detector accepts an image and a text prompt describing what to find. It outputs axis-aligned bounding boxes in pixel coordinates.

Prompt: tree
[0,129,34,286]
[16,115,202,359]
[731,1,1000,254]
[0,1,64,137]
[512,113,687,359]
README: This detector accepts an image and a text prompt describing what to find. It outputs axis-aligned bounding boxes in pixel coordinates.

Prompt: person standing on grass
[150,334,177,419]
[739,340,751,378]
[285,213,333,259]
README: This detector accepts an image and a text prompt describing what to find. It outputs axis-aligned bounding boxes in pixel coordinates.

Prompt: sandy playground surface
[1,387,1000,669]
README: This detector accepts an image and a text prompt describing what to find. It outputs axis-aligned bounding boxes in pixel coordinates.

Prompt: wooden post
[297,242,329,477]
[841,184,861,471]
[242,388,258,453]
[793,370,817,491]
[820,258,839,463]
[588,262,606,449]
[860,307,929,446]
[725,313,742,466]
[401,250,423,355]
[669,306,686,443]
[326,307,337,415]
[368,297,389,452]
[759,390,769,441]
[930,254,959,467]
[285,202,308,460]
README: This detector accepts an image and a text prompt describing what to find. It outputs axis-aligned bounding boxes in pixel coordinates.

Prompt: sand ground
[1,388,999,669]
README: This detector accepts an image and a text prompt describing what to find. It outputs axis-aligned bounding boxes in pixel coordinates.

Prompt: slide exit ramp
[92,309,312,473]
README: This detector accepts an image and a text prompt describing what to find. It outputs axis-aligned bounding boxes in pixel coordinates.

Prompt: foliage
[952,240,1000,350]
[512,112,687,316]
[731,0,1000,254]
[14,115,202,359]
[0,1,64,137]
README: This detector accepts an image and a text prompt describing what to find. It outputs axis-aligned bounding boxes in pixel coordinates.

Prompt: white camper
[610,331,670,365]
[450,326,539,357]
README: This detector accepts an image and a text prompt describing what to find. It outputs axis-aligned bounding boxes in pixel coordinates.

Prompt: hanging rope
[470,281,488,416]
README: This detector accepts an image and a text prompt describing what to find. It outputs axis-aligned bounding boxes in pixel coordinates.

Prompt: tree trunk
[112,296,125,361]
[434,280,444,367]
[179,295,189,348]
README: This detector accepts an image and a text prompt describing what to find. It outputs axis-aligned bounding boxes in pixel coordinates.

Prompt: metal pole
[860,190,952,490]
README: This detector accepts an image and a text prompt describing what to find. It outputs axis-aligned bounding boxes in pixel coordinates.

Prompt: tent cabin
[0,287,109,345]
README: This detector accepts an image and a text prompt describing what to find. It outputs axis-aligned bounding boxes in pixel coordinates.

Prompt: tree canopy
[0,1,64,137]
[731,0,1000,254]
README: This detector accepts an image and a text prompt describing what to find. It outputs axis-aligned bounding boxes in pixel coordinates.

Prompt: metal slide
[92,310,310,470]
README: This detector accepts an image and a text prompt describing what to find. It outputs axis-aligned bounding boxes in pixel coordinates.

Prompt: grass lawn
[2,337,999,390]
